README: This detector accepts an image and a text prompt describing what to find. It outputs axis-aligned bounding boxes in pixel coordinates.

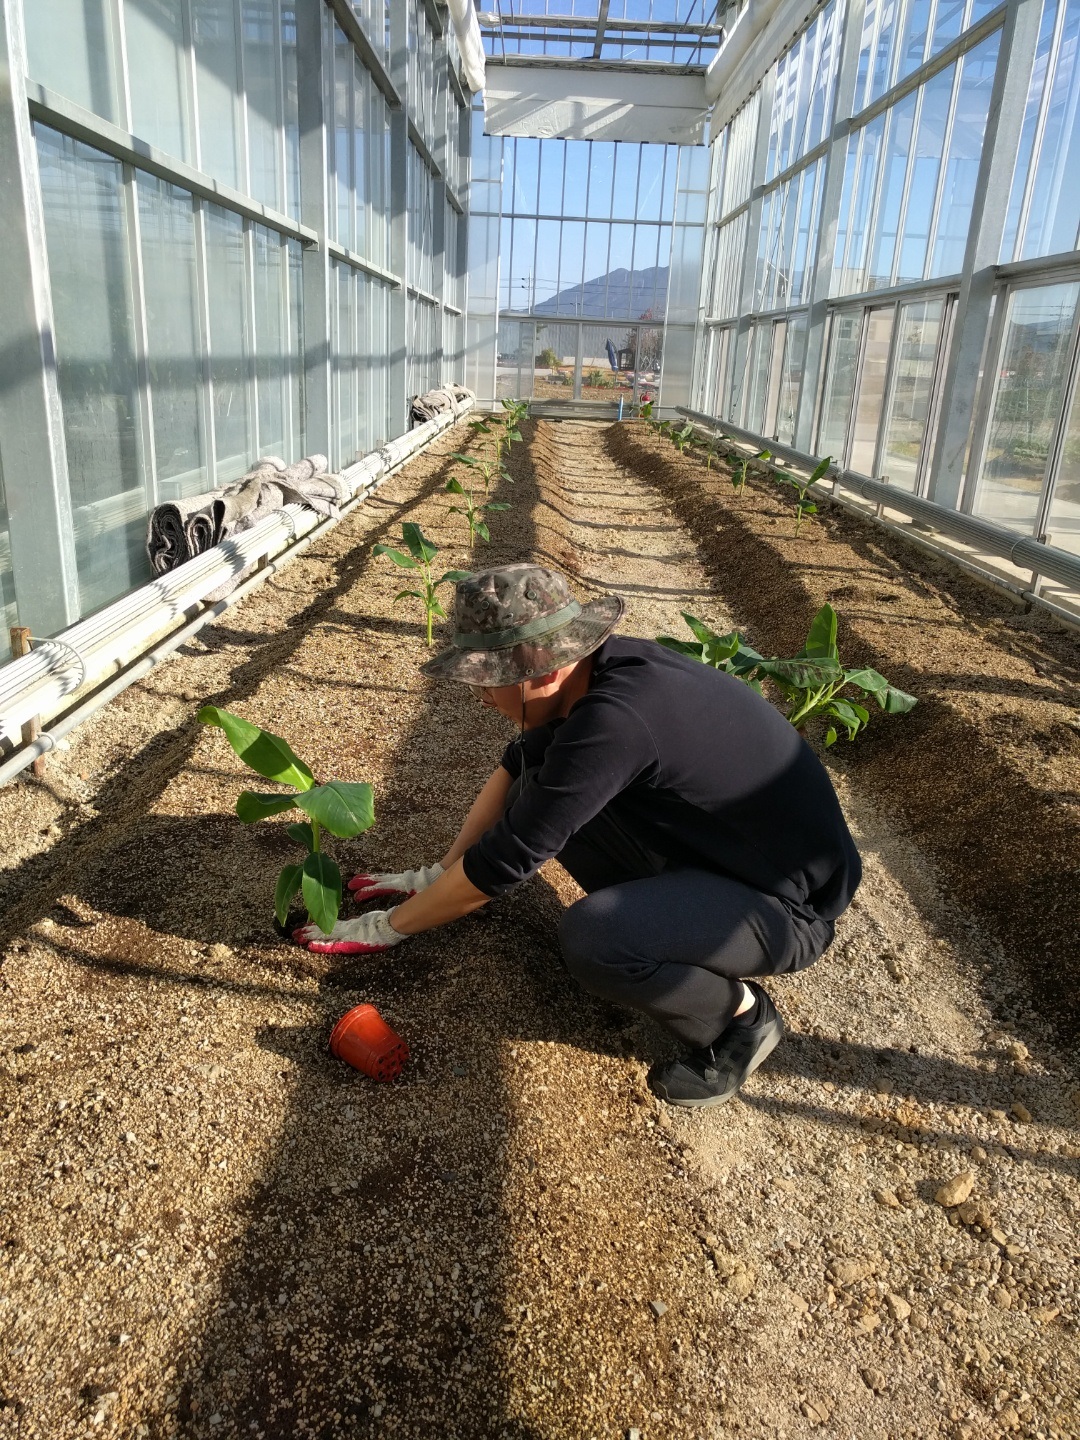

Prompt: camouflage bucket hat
[419,563,624,685]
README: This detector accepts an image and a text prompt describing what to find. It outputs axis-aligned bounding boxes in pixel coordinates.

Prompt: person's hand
[295,908,408,954]
[348,863,444,903]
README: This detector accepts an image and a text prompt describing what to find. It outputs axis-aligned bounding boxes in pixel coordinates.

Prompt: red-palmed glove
[295,908,408,955]
[348,863,444,903]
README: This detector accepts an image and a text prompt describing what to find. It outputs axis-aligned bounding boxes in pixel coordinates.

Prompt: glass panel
[562,144,589,217]
[254,225,286,459]
[818,310,864,459]
[0,451,18,654]
[139,176,207,496]
[353,58,367,262]
[974,283,1080,533]
[744,323,773,432]
[496,318,530,399]
[24,0,120,123]
[532,322,577,399]
[126,0,192,160]
[581,322,635,402]
[288,239,304,458]
[509,138,540,214]
[335,262,357,464]
[849,306,896,474]
[728,326,750,422]
[931,33,999,276]
[868,92,917,288]
[206,205,253,481]
[243,0,283,212]
[534,219,562,313]
[1045,381,1080,558]
[636,147,666,223]
[586,143,615,218]
[36,127,146,612]
[1018,0,1080,260]
[763,321,788,437]
[559,222,586,304]
[333,23,353,247]
[611,145,640,221]
[283,4,300,221]
[775,312,808,445]
[538,140,565,213]
[882,297,945,490]
[192,0,241,191]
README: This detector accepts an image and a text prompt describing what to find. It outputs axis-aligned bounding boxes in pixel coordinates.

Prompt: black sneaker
[648,984,784,1107]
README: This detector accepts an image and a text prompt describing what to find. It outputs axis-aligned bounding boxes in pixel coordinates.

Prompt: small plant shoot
[450,450,512,495]
[773,456,833,536]
[729,448,772,495]
[445,477,510,546]
[657,604,916,745]
[373,522,470,646]
[198,706,375,935]
[671,422,697,454]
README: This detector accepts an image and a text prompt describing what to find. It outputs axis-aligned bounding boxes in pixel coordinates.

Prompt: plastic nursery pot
[330,1004,410,1083]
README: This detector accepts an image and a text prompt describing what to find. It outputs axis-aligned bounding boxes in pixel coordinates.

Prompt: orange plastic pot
[329,1004,409,1082]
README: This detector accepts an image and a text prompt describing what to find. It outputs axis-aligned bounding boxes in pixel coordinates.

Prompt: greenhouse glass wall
[1,0,1080,664]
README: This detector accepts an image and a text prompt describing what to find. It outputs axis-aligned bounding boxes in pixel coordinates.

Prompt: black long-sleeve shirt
[462,636,861,919]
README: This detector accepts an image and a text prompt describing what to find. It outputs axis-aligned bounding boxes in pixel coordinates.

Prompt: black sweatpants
[510,769,835,1050]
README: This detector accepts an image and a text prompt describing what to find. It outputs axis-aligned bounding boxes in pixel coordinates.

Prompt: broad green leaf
[475,521,491,543]
[393,589,424,603]
[286,820,315,849]
[373,543,419,570]
[402,522,438,564]
[445,477,466,495]
[656,635,705,660]
[439,569,472,584]
[824,727,838,747]
[809,455,832,484]
[756,657,842,689]
[681,612,723,647]
[802,603,838,661]
[451,451,480,467]
[274,864,303,927]
[199,706,315,791]
[430,595,447,619]
[506,428,522,442]
[486,501,511,512]
[728,644,765,676]
[799,501,818,516]
[756,449,772,463]
[235,790,298,823]
[843,667,890,696]
[295,779,375,839]
[301,852,342,936]
[881,685,918,714]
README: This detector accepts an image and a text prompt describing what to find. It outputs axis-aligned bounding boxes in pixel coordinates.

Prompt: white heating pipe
[447,0,487,93]
[0,402,472,756]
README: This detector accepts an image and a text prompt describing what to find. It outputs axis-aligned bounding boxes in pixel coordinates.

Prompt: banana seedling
[445,476,510,546]
[450,450,512,495]
[730,447,772,495]
[199,706,375,934]
[773,456,832,536]
[657,603,916,746]
[671,422,697,454]
[373,522,470,646]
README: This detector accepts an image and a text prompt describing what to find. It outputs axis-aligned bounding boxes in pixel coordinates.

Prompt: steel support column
[0,0,81,635]
[297,0,332,459]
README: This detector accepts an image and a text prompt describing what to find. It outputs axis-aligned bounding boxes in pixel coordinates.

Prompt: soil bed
[0,417,1077,1440]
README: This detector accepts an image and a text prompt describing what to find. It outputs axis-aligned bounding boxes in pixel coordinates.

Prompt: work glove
[295,908,408,955]
[348,863,444,903]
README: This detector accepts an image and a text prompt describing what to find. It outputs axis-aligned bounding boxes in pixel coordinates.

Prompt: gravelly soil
[0,417,1077,1440]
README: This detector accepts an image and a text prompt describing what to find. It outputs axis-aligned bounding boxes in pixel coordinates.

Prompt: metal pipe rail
[0,402,472,777]
[676,406,1080,599]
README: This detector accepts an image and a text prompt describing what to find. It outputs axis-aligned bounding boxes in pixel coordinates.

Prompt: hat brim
[419,594,625,684]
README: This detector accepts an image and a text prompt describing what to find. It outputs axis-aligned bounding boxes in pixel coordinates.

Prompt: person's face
[468,669,569,728]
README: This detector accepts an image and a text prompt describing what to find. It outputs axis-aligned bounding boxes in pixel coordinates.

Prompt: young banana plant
[373,522,470,646]
[199,706,375,934]
[657,604,916,746]
[773,456,833,536]
[450,450,512,495]
[445,477,510,546]
[730,447,772,495]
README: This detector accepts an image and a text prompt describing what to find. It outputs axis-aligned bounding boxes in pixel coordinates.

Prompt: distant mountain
[527,265,668,320]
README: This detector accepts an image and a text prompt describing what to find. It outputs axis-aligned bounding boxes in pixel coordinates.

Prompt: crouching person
[297,564,861,1107]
